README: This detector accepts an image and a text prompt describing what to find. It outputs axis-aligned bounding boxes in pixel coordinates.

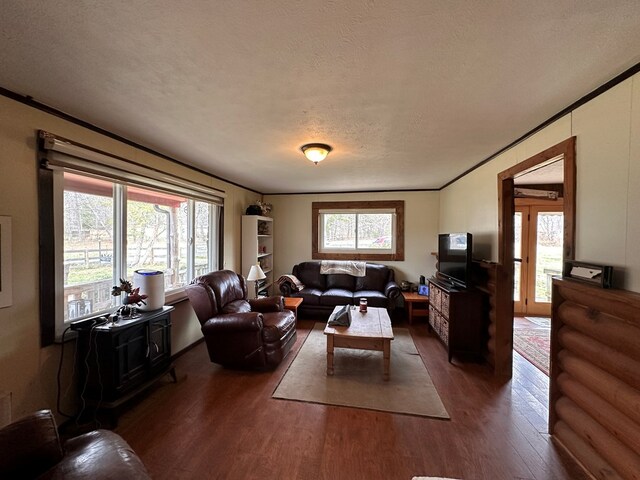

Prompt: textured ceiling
[515,159,564,185]
[1,1,639,193]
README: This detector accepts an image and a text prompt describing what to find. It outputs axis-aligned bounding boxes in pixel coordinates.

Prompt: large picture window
[312,201,404,261]
[39,132,224,344]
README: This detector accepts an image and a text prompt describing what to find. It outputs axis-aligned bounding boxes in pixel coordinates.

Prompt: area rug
[525,316,551,328]
[273,324,449,419]
[513,327,550,375]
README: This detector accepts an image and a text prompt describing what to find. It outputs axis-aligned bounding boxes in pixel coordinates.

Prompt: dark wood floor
[115,318,588,480]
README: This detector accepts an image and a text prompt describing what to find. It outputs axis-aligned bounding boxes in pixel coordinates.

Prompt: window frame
[312,200,404,261]
[38,132,224,345]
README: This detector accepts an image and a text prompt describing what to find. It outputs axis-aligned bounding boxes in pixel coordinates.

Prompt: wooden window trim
[312,200,404,261]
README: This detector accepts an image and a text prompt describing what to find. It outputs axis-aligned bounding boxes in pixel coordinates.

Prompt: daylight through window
[62,172,219,323]
[38,132,225,344]
[321,211,394,252]
[312,201,404,261]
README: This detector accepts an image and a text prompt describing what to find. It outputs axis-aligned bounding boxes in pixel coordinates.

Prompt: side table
[284,297,303,323]
[402,291,429,324]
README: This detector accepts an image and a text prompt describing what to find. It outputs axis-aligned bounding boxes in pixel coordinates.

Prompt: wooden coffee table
[324,306,394,380]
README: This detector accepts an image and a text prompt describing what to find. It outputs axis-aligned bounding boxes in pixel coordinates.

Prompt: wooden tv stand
[428,278,483,362]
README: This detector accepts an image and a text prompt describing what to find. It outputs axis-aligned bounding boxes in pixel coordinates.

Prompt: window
[38,132,224,344]
[63,174,117,321]
[312,201,404,261]
[321,212,394,250]
[124,185,190,288]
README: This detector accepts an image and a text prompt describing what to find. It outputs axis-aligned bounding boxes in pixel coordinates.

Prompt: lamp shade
[301,143,332,164]
[247,264,266,281]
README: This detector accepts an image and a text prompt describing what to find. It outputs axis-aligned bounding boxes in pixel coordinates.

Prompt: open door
[514,201,563,316]
[495,137,576,377]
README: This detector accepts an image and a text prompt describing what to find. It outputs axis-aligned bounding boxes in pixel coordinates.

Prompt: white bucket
[133,269,165,311]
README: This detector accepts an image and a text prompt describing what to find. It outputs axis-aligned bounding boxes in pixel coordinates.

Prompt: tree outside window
[312,201,404,261]
[63,172,217,321]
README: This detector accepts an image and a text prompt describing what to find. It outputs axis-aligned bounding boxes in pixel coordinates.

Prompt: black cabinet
[149,315,172,370]
[74,306,175,418]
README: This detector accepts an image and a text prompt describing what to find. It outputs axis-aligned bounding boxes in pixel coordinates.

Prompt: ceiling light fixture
[300,143,332,165]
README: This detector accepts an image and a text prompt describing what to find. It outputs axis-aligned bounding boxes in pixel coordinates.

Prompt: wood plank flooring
[115,319,588,480]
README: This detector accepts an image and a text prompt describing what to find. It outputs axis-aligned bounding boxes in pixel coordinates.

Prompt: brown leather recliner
[0,410,150,479]
[186,270,297,368]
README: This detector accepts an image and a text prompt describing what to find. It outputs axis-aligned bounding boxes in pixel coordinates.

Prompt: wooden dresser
[428,278,483,362]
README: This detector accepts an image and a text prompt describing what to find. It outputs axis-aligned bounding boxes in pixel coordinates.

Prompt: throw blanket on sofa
[320,260,366,277]
[276,274,305,292]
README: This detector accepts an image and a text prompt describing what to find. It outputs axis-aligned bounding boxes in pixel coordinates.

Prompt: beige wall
[0,95,255,421]
[439,73,640,292]
[264,191,440,286]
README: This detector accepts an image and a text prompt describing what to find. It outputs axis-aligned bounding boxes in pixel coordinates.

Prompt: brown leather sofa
[186,270,297,368]
[0,409,150,479]
[278,261,401,319]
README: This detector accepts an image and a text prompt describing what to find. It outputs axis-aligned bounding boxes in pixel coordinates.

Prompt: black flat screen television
[438,232,473,288]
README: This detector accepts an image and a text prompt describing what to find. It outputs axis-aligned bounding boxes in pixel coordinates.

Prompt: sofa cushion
[222,299,251,314]
[292,288,323,305]
[355,264,390,292]
[249,296,284,313]
[320,288,354,306]
[353,290,388,308]
[293,262,326,290]
[325,274,356,291]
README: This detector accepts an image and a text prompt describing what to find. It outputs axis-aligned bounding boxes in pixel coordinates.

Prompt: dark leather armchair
[0,410,150,479]
[186,270,297,368]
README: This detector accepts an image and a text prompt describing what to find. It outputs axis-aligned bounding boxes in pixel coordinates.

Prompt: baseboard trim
[171,337,205,361]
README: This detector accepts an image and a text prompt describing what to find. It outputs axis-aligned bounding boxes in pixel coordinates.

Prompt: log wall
[551,278,640,480]
[472,260,512,375]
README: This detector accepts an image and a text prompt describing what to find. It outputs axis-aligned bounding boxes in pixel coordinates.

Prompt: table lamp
[247,264,266,298]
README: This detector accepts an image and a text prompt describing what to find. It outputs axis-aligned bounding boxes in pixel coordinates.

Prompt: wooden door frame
[513,206,530,315]
[495,137,576,377]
